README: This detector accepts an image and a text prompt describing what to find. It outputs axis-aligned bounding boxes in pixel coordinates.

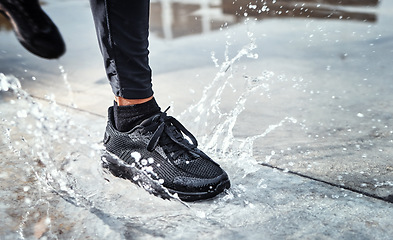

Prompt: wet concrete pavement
[1,0,393,239]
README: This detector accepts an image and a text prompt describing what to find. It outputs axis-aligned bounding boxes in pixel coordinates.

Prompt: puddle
[0,35,294,236]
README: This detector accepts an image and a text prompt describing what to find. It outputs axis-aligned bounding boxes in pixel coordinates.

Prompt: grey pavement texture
[1,0,393,239]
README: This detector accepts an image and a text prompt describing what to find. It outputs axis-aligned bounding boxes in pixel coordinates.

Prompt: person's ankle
[115,96,153,106]
[112,97,160,132]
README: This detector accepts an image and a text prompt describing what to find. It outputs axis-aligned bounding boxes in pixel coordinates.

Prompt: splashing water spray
[0,23,305,237]
[180,29,298,178]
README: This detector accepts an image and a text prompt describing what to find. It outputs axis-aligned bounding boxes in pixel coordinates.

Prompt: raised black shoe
[102,106,230,202]
[0,0,65,59]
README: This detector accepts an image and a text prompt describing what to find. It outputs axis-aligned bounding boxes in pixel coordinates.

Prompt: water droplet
[17,110,27,118]
[131,152,141,162]
[248,4,257,9]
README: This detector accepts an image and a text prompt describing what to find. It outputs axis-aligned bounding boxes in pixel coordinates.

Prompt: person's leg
[0,0,65,59]
[89,0,153,101]
[90,0,159,132]
[89,0,230,201]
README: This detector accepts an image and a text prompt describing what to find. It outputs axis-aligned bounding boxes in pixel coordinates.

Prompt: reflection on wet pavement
[225,0,378,22]
[149,0,379,39]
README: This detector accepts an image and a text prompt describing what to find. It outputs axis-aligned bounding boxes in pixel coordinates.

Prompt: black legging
[89,0,153,99]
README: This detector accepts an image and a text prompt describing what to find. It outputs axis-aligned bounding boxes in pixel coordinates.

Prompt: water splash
[58,65,77,108]
[1,74,91,206]
[0,35,304,239]
[1,73,188,238]
[179,36,300,178]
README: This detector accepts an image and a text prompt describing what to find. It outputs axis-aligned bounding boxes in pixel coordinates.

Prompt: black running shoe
[102,106,230,202]
[0,0,65,59]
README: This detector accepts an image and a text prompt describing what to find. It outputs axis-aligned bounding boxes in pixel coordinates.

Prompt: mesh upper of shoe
[104,107,226,192]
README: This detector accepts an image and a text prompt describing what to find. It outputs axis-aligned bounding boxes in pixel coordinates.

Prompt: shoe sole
[169,178,231,202]
[101,150,230,202]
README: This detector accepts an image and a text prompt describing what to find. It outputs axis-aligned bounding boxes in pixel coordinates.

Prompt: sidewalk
[1,0,393,239]
[1,78,393,239]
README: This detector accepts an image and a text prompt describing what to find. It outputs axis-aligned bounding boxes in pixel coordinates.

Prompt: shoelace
[146,107,200,159]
